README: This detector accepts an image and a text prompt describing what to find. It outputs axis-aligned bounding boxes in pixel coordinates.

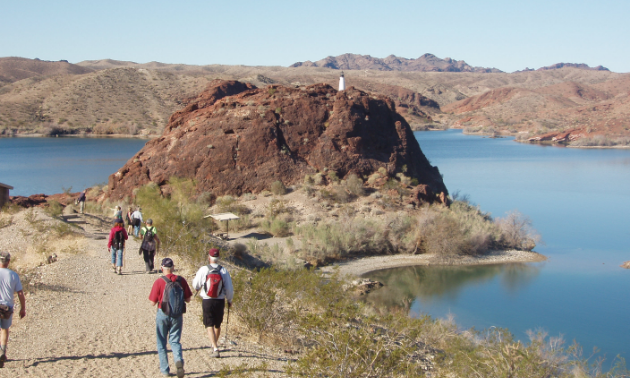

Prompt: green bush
[270,180,287,196]
[135,178,216,266]
[345,174,365,197]
[261,218,291,237]
[44,201,63,217]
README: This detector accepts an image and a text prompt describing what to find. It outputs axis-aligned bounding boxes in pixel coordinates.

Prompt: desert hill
[1,56,629,145]
[291,53,503,73]
[442,72,630,144]
[108,80,448,200]
[0,57,93,86]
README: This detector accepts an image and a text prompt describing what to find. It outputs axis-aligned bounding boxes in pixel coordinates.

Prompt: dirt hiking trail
[4,215,289,377]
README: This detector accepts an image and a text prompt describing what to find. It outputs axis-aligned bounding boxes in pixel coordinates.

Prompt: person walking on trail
[139,219,160,274]
[126,207,134,236]
[149,258,192,378]
[131,207,143,237]
[107,218,128,275]
[77,189,87,214]
[0,251,26,369]
[192,248,234,358]
[112,205,122,220]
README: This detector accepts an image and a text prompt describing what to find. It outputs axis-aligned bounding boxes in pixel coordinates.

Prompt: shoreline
[0,133,157,140]
[322,249,547,277]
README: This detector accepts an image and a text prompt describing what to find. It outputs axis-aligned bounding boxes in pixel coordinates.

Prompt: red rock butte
[107,80,448,201]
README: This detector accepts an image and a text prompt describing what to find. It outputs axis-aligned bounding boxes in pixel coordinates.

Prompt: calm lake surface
[365,129,630,362]
[0,138,147,196]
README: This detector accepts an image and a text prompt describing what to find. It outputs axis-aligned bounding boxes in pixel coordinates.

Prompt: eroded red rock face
[108,80,447,200]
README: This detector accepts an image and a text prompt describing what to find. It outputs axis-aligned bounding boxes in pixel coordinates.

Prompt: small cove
[364,130,630,363]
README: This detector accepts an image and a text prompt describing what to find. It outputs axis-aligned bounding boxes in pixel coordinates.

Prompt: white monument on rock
[338,71,346,91]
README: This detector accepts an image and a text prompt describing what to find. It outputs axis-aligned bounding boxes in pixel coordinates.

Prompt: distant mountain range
[0,56,627,144]
[291,53,504,73]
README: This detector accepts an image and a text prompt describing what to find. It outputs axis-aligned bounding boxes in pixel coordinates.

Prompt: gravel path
[3,214,290,377]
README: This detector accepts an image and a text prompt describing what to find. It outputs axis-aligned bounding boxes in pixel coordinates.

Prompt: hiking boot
[175,361,185,378]
[211,350,220,358]
[0,354,6,368]
[117,268,122,275]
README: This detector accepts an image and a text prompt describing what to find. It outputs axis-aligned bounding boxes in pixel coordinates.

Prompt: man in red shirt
[149,258,192,377]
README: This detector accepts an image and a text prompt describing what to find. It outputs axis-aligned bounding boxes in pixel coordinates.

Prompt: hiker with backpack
[107,218,128,275]
[139,219,161,274]
[148,258,192,378]
[192,248,234,358]
[131,207,143,237]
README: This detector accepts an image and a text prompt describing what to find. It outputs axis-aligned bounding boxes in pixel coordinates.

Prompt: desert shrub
[327,170,339,183]
[295,218,391,265]
[313,172,324,185]
[195,191,215,207]
[345,174,365,197]
[367,172,382,185]
[260,217,291,237]
[270,180,287,196]
[44,201,63,217]
[303,175,314,185]
[303,184,316,197]
[333,185,350,203]
[495,210,540,251]
[215,195,249,215]
[135,179,215,266]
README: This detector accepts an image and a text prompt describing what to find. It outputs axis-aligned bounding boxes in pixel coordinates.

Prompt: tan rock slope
[108,80,447,200]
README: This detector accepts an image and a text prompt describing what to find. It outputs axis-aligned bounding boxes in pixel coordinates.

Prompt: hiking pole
[224,302,236,346]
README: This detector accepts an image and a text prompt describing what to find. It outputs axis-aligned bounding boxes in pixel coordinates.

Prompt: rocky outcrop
[108,80,448,201]
[291,53,503,73]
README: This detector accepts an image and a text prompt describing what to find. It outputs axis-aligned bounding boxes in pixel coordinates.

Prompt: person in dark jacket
[107,218,128,275]
[77,190,87,214]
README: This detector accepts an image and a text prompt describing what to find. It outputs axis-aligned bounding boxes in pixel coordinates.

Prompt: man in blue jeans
[149,258,192,377]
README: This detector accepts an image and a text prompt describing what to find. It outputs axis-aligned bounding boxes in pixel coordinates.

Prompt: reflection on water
[363,263,541,314]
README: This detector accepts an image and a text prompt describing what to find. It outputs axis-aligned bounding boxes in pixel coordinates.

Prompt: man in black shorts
[192,248,234,358]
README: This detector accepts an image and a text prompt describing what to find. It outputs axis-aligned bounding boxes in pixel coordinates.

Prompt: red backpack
[203,265,224,298]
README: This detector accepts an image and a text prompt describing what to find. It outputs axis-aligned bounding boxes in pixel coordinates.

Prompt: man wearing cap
[149,258,192,377]
[139,219,160,274]
[192,248,234,358]
[0,251,26,368]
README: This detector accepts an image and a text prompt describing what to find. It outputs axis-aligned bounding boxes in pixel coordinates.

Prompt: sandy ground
[2,213,291,377]
[321,249,548,277]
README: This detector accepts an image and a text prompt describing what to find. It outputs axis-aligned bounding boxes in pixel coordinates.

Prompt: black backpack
[161,276,186,317]
[143,227,155,243]
[112,229,124,250]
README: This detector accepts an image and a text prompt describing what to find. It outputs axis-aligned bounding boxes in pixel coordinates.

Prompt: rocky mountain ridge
[291,53,503,73]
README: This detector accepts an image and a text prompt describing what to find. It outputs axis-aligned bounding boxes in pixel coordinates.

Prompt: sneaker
[211,350,220,358]
[0,354,6,368]
[175,361,185,378]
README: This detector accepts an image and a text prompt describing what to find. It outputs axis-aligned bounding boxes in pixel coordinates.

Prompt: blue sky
[2,0,628,73]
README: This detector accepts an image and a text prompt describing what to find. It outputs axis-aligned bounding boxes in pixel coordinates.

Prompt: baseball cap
[208,248,220,257]
[0,251,10,261]
[161,258,174,268]
[146,219,153,224]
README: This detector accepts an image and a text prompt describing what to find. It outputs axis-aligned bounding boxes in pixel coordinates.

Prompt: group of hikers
[107,207,159,275]
[0,204,234,377]
[105,208,234,377]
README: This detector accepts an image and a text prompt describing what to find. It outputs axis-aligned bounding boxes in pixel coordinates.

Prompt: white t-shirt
[192,264,234,302]
[0,268,23,308]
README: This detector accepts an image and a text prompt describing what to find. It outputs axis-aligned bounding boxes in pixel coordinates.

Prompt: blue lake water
[365,129,630,363]
[0,137,147,196]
